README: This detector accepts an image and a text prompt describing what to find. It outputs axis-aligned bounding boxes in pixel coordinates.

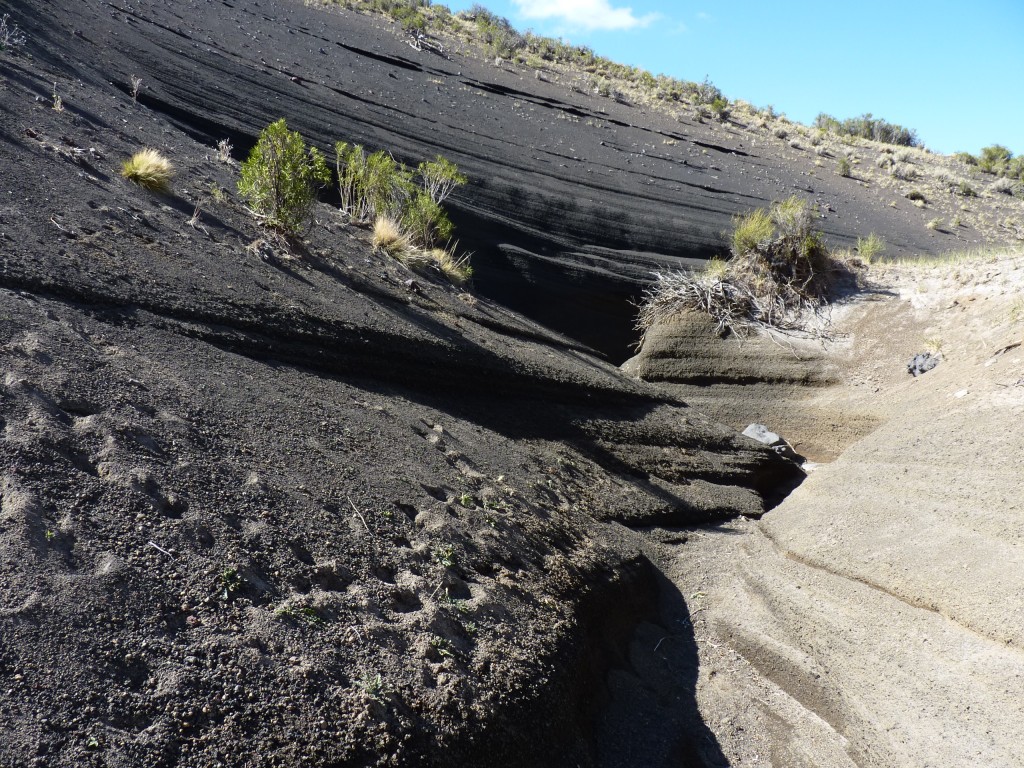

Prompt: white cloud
[512,0,658,32]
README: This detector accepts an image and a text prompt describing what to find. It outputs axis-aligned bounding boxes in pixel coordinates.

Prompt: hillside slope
[2,1,1023,766]
[0,3,803,766]
[4,0,1016,359]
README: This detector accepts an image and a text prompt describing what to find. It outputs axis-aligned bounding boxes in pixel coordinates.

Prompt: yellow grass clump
[121,148,174,192]
[430,247,473,285]
[372,216,412,255]
[373,218,473,285]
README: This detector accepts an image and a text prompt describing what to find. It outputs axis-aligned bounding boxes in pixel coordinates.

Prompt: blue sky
[443,0,1024,157]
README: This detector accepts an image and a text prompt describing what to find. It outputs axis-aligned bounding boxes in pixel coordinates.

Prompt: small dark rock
[907,352,939,377]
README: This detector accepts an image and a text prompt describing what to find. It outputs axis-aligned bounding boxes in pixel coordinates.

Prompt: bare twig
[186,204,209,235]
[130,75,143,103]
[347,495,372,534]
[147,540,176,559]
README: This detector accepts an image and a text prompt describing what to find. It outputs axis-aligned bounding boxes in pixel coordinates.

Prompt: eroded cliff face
[622,311,876,463]
[0,3,804,765]
[625,254,1024,765]
[0,0,967,360]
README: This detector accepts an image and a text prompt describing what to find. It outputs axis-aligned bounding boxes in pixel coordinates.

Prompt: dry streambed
[626,252,1024,765]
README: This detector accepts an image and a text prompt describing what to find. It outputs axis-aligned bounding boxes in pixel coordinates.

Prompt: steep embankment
[1,0,983,360]
[627,253,1024,765]
[0,3,806,766]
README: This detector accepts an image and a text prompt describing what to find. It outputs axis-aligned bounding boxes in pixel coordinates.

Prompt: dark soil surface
[0,2,809,766]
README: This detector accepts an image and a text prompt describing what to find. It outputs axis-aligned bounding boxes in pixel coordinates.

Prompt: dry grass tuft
[372,216,412,255]
[431,247,474,285]
[121,149,175,192]
[638,197,856,338]
[374,218,473,285]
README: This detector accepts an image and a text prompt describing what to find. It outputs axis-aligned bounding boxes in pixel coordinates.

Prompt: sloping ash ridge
[3,0,966,361]
[0,14,804,767]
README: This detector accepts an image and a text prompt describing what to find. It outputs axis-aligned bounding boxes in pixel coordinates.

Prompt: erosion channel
[2,0,1024,766]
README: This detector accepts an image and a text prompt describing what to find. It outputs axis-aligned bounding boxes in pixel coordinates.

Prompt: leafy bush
[709,97,730,121]
[238,119,330,233]
[689,76,723,106]
[337,144,465,250]
[968,144,1024,180]
[401,191,454,247]
[837,156,852,177]
[638,197,850,337]
[418,155,467,206]
[121,149,175,192]
[978,144,1013,174]
[465,5,524,58]
[337,139,470,283]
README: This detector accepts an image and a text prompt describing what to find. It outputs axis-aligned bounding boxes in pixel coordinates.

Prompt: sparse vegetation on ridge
[814,112,920,147]
[957,144,1024,180]
[325,0,1024,210]
[637,197,855,338]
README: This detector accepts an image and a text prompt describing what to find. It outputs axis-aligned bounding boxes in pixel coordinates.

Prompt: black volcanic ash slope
[4,0,957,360]
[0,7,800,766]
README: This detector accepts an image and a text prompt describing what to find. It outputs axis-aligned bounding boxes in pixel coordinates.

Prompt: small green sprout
[356,672,390,703]
[274,604,324,627]
[432,545,456,568]
[219,568,243,601]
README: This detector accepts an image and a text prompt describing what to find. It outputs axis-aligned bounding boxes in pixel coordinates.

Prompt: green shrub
[238,119,330,233]
[364,150,415,218]
[401,190,454,247]
[639,197,847,337]
[338,144,465,249]
[336,142,372,221]
[689,76,723,106]
[709,97,730,121]
[837,156,852,177]
[418,156,467,206]
[466,5,524,58]
[335,142,416,222]
[978,144,1013,174]
[814,111,919,147]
